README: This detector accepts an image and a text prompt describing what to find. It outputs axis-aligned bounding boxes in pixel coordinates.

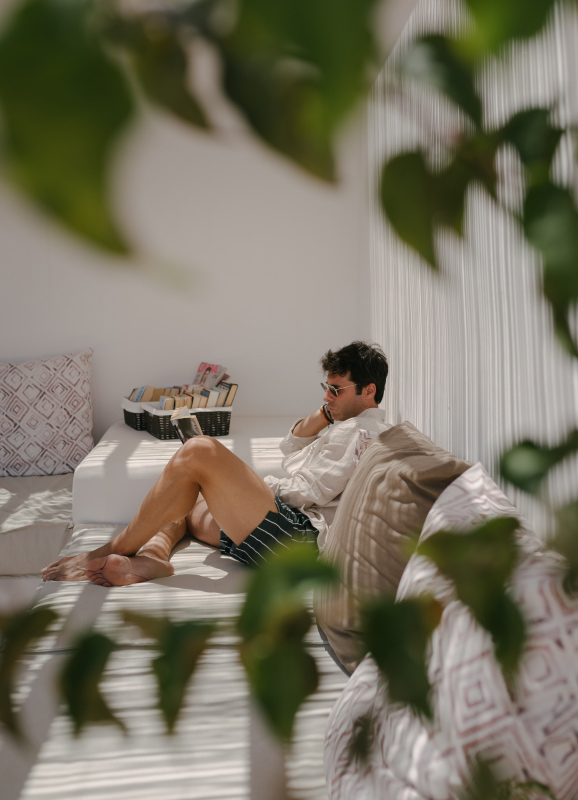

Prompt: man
[42,341,390,587]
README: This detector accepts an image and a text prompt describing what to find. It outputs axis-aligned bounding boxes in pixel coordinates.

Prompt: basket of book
[144,406,232,439]
[122,397,148,431]
[125,363,238,438]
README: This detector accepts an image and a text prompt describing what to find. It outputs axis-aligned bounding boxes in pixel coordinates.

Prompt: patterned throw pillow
[0,350,94,477]
[324,464,578,800]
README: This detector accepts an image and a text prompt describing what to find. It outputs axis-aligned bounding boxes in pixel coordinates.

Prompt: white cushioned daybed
[0,349,349,800]
[5,351,573,800]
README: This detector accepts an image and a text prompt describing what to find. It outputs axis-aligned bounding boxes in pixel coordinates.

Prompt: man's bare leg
[185,497,221,547]
[42,437,276,581]
[85,518,187,587]
[78,497,221,587]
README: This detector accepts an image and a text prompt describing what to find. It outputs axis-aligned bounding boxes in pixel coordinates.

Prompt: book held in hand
[170,407,204,443]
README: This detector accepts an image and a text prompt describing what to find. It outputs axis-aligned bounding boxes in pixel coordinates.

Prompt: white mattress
[2,523,348,800]
[0,474,73,574]
[73,416,295,525]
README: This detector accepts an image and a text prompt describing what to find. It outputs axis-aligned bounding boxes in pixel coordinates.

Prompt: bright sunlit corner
[1,0,578,798]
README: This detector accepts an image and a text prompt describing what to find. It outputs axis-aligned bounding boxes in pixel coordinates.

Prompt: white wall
[0,81,371,440]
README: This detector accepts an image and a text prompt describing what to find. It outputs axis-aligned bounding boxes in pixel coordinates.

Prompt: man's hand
[292,406,332,438]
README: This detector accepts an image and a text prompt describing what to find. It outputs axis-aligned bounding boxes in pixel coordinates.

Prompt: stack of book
[127,362,238,412]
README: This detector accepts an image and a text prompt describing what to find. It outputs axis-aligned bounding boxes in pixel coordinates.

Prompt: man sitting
[42,341,390,587]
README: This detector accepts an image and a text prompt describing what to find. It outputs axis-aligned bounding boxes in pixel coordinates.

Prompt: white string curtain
[369,0,578,537]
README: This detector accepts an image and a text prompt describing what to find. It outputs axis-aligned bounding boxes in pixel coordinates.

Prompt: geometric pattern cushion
[325,464,578,800]
[314,421,470,675]
[0,350,94,476]
[397,461,544,606]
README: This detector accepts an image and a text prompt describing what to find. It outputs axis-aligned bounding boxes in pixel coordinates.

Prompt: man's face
[323,372,372,422]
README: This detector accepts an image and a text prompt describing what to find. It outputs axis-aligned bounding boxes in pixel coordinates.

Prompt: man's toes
[89,575,111,587]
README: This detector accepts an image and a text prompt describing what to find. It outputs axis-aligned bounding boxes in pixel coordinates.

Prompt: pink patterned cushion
[325,464,578,800]
[0,350,94,476]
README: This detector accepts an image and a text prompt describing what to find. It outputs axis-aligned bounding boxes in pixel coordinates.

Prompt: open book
[170,407,204,443]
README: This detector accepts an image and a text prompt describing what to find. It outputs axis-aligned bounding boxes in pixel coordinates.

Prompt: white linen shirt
[264,407,390,551]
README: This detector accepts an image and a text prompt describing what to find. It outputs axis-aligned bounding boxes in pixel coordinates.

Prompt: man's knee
[172,436,223,473]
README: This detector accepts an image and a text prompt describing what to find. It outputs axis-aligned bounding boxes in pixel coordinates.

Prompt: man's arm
[266,420,362,510]
[292,405,332,438]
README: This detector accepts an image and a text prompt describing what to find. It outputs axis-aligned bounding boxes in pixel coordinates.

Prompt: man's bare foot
[41,552,95,582]
[85,554,174,587]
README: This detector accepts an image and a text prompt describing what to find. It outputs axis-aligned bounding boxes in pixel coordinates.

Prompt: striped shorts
[220,495,318,568]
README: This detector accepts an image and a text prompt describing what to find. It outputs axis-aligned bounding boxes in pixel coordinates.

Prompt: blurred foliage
[549,500,578,594]
[238,542,338,741]
[0,606,57,739]
[0,0,381,251]
[345,710,378,767]
[461,757,556,800]
[59,629,125,736]
[0,0,576,369]
[360,594,442,718]
[0,0,133,253]
[121,611,214,733]
[418,517,526,679]
[500,430,578,495]
[0,543,338,745]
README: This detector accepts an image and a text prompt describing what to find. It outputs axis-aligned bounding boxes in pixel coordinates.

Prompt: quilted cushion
[313,421,470,674]
[0,350,94,477]
[324,464,578,800]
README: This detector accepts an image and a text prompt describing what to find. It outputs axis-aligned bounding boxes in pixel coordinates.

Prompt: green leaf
[360,596,442,719]
[241,609,319,741]
[232,0,379,123]
[523,182,578,356]
[460,756,556,800]
[237,543,336,740]
[120,609,168,641]
[212,0,380,181]
[0,0,134,253]
[59,630,125,736]
[401,35,482,127]
[121,611,214,733]
[461,0,557,54]
[418,518,526,678]
[152,620,214,733]
[380,151,437,269]
[219,46,335,181]
[550,499,578,594]
[500,430,578,494]
[460,757,503,800]
[237,541,338,640]
[432,157,472,236]
[0,607,58,738]
[345,711,378,767]
[455,131,499,199]
[501,108,563,183]
[431,131,499,237]
[98,8,210,129]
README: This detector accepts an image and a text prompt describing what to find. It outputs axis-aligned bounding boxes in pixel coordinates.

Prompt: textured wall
[369,0,578,536]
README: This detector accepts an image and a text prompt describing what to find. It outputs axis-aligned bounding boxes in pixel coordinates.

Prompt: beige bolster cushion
[313,421,470,674]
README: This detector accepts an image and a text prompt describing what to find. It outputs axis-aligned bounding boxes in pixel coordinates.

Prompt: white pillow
[0,350,94,476]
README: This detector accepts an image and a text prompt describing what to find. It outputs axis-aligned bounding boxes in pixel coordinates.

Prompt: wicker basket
[122,398,147,431]
[144,407,232,440]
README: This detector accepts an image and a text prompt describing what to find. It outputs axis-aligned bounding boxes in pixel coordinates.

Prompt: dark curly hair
[321,341,389,404]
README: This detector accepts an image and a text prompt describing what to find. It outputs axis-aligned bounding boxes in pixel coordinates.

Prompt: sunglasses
[320,382,358,397]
